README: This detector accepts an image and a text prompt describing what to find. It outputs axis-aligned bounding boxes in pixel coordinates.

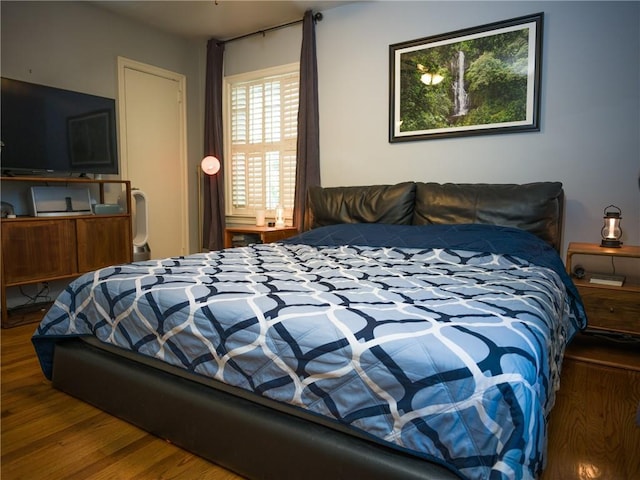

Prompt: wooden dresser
[1,176,132,327]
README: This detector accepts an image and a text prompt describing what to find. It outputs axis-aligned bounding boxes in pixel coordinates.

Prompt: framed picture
[389,13,543,142]
[68,110,115,168]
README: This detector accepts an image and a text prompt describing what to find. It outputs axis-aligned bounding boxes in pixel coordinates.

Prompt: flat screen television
[1,77,119,176]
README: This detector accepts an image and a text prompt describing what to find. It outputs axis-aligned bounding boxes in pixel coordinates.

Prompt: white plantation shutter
[282,75,299,140]
[225,65,299,218]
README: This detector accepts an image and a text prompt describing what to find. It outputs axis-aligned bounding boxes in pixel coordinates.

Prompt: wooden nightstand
[224,226,299,249]
[566,242,640,337]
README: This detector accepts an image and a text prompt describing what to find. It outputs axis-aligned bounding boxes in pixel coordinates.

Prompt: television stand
[0,176,133,327]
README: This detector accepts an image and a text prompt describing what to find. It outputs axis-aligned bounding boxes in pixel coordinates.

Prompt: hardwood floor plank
[3,391,97,436]
[1,324,242,480]
[86,438,209,479]
[542,338,640,480]
[130,451,242,480]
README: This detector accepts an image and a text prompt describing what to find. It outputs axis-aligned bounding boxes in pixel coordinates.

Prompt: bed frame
[48,182,565,479]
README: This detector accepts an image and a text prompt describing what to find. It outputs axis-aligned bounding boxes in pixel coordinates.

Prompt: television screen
[1,77,119,175]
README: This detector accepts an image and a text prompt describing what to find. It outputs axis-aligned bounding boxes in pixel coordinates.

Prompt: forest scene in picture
[398,27,531,133]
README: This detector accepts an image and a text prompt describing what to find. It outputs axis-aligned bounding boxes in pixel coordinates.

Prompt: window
[224,64,299,220]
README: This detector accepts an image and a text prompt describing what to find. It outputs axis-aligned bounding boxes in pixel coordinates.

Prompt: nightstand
[566,242,640,337]
[224,226,299,249]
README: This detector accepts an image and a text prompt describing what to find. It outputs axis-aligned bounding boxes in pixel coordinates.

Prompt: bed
[32,181,587,480]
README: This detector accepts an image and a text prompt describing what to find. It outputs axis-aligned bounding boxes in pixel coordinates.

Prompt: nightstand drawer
[578,286,640,335]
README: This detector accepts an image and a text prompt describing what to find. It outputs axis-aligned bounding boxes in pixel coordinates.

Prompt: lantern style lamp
[201,156,220,176]
[600,205,623,248]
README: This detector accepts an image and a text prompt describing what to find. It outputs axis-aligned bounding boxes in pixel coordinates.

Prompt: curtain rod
[218,11,322,45]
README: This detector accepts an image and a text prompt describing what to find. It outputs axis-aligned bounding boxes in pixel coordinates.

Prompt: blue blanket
[33,223,586,480]
[284,223,586,325]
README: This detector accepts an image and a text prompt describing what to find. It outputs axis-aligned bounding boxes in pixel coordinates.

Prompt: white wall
[1,0,206,253]
[224,25,302,76]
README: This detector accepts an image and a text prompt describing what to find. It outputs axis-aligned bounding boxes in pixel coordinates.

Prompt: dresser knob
[609,306,615,313]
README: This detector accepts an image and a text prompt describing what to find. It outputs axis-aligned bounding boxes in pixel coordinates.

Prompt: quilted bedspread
[33,224,586,480]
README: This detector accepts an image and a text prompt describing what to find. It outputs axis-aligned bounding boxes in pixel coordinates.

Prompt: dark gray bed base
[52,339,461,480]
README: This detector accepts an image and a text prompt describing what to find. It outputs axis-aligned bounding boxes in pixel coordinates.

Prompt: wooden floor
[1,323,242,480]
[543,334,640,480]
[2,323,639,479]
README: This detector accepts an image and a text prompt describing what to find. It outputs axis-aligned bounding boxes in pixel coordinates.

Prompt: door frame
[117,56,189,256]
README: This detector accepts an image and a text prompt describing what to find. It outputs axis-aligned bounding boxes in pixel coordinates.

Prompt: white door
[117,57,188,259]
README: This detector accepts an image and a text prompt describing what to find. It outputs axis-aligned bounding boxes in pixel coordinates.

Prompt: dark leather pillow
[413,182,564,251]
[305,182,416,230]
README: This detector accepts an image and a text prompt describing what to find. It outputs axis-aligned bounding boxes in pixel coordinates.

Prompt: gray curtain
[293,10,321,230]
[202,39,225,250]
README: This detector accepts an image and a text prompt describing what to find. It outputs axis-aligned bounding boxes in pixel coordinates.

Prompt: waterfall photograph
[389,13,542,142]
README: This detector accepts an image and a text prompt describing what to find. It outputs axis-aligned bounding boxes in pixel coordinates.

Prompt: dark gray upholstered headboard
[305,182,564,251]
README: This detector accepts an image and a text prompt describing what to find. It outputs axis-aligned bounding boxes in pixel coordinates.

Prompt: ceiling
[92,1,357,42]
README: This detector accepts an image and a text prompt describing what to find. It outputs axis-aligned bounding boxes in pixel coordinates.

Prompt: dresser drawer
[578,286,640,335]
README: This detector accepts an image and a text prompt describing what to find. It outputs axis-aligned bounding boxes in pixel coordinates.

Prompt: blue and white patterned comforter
[33,224,586,480]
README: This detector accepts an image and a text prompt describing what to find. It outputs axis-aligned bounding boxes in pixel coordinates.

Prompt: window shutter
[226,67,299,217]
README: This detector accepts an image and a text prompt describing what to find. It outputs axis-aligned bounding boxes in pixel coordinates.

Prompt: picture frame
[389,13,543,142]
[68,110,115,168]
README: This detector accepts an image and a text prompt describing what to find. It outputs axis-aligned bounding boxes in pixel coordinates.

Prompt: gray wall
[1,0,206,253]
[316,1,639,254]
[227,1,640,257]
[3,1,639,261]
